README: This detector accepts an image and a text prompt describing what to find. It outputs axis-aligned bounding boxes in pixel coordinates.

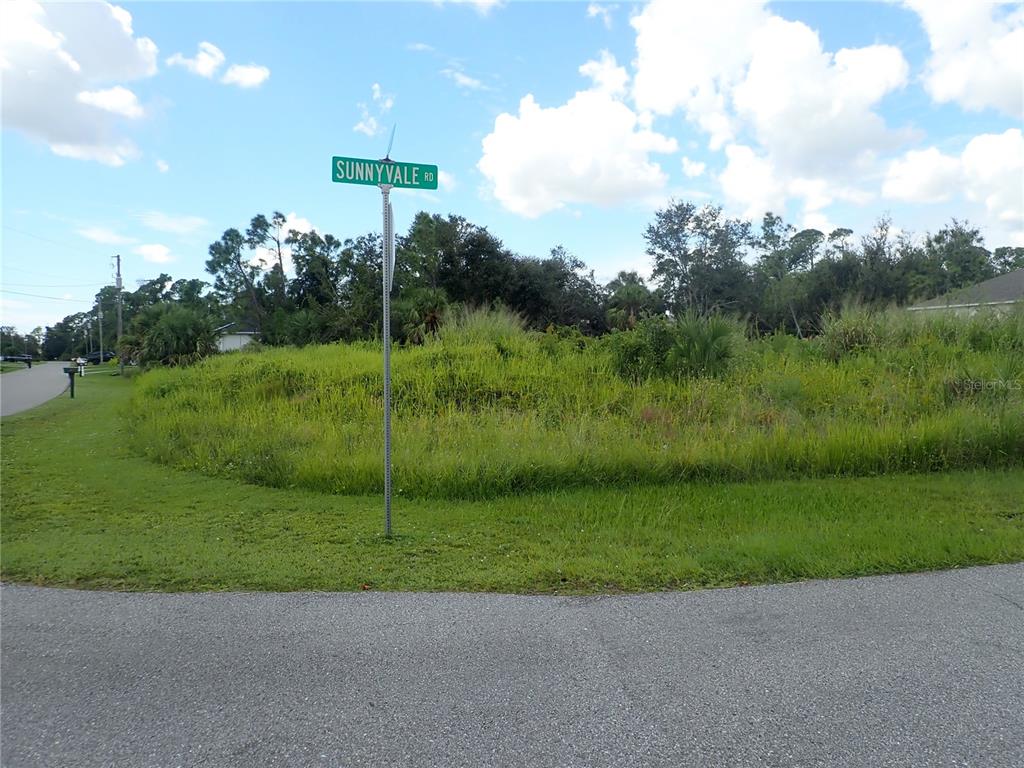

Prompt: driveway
[0,362,71,417]
[2,564,1022,767]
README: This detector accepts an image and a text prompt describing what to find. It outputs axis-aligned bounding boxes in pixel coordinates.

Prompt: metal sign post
[332,151,437,538]
[380,181,393,537]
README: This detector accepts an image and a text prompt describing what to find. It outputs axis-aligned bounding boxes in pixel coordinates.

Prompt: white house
[214,323,258,352]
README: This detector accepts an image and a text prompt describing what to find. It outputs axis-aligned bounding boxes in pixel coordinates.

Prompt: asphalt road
[2,565,1022,767]
[0,362,71,418]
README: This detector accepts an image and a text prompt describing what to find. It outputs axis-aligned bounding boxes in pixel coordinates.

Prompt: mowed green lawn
[2,373,1022,593]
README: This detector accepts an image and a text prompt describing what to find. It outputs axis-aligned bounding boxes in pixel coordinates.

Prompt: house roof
[908,268,1024,310]
[213,322,258,335]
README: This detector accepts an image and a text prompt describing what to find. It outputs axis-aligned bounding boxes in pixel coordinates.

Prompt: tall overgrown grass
[127,306,1024,499]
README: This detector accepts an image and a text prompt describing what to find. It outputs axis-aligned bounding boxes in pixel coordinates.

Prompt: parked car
[86,350,116,364]
[2,354,33,368]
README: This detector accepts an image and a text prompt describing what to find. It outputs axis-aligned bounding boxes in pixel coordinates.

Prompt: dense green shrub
[127,307,1024,499]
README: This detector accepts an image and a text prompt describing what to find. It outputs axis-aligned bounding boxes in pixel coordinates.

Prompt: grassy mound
[127,308,1024,499]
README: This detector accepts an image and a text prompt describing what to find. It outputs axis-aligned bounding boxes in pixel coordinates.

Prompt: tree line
[37,201,1024,363]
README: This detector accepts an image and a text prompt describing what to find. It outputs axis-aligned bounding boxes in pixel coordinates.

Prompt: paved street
[0,362,71,418]
[2,565,1022,767]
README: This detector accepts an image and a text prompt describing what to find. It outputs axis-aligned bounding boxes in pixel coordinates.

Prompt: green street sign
[332,156,438,190]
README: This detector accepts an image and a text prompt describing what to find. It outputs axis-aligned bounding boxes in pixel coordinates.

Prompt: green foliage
[128,303,218,366]
[5,375,1024,593]
[607,314,741,380]
[126,309,1024,500]
[433,304,527,346]
[668,313,741,377]
[606,316,676,380]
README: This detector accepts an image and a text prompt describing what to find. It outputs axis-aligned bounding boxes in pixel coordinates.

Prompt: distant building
[907,268,1024,315]
[214,323,258,352]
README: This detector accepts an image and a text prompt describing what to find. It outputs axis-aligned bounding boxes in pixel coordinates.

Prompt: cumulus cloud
[579,50,628,96]
[629,0,910,223]
[354,82,394,136]
[156,159,169,173]
[0,0,157,165]
[76,86,144,119]
[718,145,787,220]
[882,147,962,203]
[631,0,769,148]
[586,3,616,29]
[906,0,1024,119]
[730,19,908,176]
[438,170,457,191]
[680,157,706,178]
[138,211,208,235]
[166,42,225,78]
[478,52,677,217]
[883,129,1024,243]
[135,243,173,264]
[221,63,270,88]
[961,129,1024,226]
[166,42,268,88]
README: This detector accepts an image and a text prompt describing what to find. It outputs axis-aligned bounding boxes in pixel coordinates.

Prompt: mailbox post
[63,367,77,399]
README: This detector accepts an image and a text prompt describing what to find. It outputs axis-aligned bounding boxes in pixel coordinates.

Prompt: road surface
[0,362,71,417]
[2,564,1022,767]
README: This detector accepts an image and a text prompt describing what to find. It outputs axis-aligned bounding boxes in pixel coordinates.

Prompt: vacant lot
[126,309,1023,498]
[2,333,1022,593]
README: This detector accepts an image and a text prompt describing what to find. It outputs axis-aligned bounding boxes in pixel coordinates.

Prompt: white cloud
[478,75,678,217]
[166,42,225,78]
[631,0,909,225]
[0,0,157,166]
[438,170,457,191]
[165,42,268,88]
[76,86,144,119]
[882,147,962,203]
[579,51,628,96]
[442,68,486,90]
[631,0,770,148]
[882,129,1024,243]
[681,157,705,178]
[156,159,169,173]
[587,3,616,30]
[371,83,394,112]
[51,141,140,167]
[961,129,1024,226]
[78,226,135,245]
[221,63,270,88]
[730,19,908,176]
[135,244,173,264]
[906,1,1024,119]
[353,112,379,137]
[434,0,503,15]
[718,145,787,219]
[353,82,394,136]
[138,211,208,235]
[408,42,435,53]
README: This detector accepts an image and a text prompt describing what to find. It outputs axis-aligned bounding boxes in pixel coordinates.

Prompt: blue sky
[2,0,1022,333]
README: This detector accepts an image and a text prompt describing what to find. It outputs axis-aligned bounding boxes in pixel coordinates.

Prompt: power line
[2,225,111,257]
[0,282,105,289]
[0,288,93,302]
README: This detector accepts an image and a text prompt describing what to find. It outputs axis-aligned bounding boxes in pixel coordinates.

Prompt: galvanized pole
[380,183,393,537]
[116,254,124,374]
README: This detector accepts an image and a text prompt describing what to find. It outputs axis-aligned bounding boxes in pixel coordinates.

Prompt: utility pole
[98,307,104,365]
[116,254,124,373]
